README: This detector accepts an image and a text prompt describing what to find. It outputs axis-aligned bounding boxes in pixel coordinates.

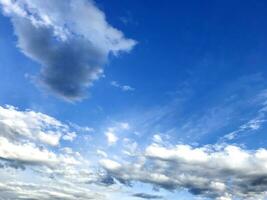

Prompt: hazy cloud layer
[0,0,136,100]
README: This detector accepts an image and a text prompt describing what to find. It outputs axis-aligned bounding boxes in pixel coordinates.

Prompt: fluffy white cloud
[0,105,73,146]
[101,143,267,200]
[104,122,130,146]
[0,105,83,170]
[100,159,122,171]
[105,131,118,145]
[0,0,136,100]
[0,136,79,168]
[0,105,126,200]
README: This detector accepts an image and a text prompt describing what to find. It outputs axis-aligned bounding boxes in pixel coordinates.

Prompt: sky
[1,0,267,199]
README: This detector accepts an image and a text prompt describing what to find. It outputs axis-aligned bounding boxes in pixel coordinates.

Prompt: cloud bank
[2,105,267,199]
[101,143,267,200]
[0,105,73,146]
[0,105,123,200]
[0,105,80,169]
[0,0,136,100]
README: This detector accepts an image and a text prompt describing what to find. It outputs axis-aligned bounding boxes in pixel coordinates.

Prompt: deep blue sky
[1,0,267,144]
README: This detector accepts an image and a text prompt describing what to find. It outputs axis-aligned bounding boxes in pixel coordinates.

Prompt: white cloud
[119,122,130,130]
[101,143,267,200]
[100,159,121,171]
[104,122,130,146]
[0,136,79,168]
[0,105,83,170]
[0,180,106,200]
[0,104,127,200]
[152,134,163,144]
[0,105,73,146]
[122,138,138,156]
[111,81,135,92]
[62,132,77,141]
[105,131,118,145]
[97,150,108,158]
[68,122,94,133]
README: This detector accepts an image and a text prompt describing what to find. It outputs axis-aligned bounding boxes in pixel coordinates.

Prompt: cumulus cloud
[0,105,73,146]
[0,105,83,170]
[101,143,267,200]
[0,136,79,168]
[104,122,130,145]
[0,104,123,200]
[0,0,136,100]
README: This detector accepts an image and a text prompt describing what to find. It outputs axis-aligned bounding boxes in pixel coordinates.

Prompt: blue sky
[1,0,267,199]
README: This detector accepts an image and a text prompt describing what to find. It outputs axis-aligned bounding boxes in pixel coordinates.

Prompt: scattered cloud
[0,105,73,146]
[0,105,82,169]
[62,132,77,141]
[111,81,135,92]
[0,0,136,101]
[69,122,94,133]
[105,131,118,145]
[104,122,130,146]
[0,105,128,200]
[2,103,267,199]
[122,138,138,156]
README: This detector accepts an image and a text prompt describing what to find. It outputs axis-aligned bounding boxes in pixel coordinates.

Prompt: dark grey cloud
[0,0,136,101]
[13,17,105,100]
[99,174,115,186]
[132,193,163,199]
[0,158,25,170]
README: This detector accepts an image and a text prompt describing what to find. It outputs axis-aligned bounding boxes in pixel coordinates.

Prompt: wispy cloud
[111,81,135,92]
[222,89,267,142]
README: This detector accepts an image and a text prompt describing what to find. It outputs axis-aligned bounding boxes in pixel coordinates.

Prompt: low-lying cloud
[0,105,72,146]
[101,143,267,200]
[0,105,120,200]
